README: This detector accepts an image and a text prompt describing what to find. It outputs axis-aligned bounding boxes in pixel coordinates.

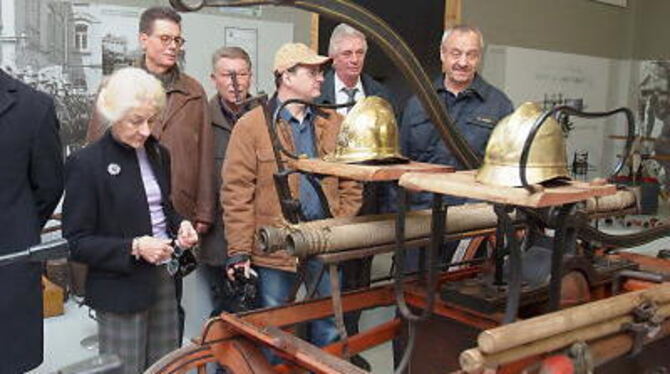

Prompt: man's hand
[195,222,211,234]
[177,220,199,248]
[227,259,254,281]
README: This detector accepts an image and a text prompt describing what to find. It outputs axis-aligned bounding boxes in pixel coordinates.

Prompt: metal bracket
[623,301,663,357]
[568,342,595,374]
[494,204,522,324]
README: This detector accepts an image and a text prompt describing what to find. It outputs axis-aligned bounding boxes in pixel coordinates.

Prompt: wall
[632,0,670,60]
[85,0,313,43]
[463,0,670,61]
[462,0,635,60]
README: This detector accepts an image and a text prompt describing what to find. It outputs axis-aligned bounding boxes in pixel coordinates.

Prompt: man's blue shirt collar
[435,73,489,102]
[277,100,315,132]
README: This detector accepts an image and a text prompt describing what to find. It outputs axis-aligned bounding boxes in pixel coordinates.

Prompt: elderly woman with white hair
[63,67,198,373]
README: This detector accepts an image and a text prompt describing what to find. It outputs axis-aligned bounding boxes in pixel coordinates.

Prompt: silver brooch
[107,163,121,176]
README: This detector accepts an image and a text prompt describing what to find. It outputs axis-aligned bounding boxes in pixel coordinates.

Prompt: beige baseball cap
[273,43,330,74]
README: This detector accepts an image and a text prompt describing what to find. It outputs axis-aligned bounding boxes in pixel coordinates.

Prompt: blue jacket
[400,74,513,208]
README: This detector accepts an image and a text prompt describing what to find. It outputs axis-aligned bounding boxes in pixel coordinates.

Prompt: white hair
[96,67,166,126]
[328,23,368,57]
[441,25,485,51]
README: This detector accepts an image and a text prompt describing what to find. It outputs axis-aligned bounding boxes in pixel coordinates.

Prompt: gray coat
[197,96,244,265]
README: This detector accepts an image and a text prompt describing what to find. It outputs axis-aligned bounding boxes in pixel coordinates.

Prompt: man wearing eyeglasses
[85,6,214,344]
[199,46,254,316]
[87,6,214,236]
[221,43,362,354]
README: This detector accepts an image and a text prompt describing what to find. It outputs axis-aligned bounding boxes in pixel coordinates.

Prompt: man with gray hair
[401,24,513,209]
[317,24,395,370]
[199,46,254,316]
[317,23,394,112]
[394,24,514,367]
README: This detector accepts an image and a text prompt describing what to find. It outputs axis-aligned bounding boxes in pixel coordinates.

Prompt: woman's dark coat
[63,131,181,314]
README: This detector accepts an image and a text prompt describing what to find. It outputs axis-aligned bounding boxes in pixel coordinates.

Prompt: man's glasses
[154,34,186,48]
[220,71,251,80]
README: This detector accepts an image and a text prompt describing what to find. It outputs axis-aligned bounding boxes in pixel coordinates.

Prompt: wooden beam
[310,13,320,52]
[445,0,462,29]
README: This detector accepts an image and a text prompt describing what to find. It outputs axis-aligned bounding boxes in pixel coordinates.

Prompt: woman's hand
[135,236,173,264]
[177,220,198,248]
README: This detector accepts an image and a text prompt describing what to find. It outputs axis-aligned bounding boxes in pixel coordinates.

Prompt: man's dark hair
[274,66,297,89]
[139,6,182,35]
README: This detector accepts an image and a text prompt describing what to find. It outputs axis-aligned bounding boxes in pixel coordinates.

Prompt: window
[75,23,88,52]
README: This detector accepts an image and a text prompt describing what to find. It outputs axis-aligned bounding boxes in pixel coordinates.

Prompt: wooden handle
[464,303,670,372]
[477,283,670,354]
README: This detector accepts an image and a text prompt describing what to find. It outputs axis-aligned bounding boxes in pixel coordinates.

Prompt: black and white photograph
[7,1,670,374]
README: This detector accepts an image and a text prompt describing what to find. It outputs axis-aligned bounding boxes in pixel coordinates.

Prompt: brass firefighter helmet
[475,102,569,187]
[327,96,406,164]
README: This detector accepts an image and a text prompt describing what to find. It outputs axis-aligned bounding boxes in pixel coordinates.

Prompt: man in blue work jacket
[399,25,514,265]
[401,24,513,199]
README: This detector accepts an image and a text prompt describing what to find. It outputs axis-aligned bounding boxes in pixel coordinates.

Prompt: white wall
[181,11,293,98]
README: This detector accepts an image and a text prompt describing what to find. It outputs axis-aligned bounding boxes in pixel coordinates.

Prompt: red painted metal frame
[148,256,670,374]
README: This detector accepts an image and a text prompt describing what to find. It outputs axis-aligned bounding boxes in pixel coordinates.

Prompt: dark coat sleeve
[62,152,134,274]
[399,96,425,158]
[30,98,64,228]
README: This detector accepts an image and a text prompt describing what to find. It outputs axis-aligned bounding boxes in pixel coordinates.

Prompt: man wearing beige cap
[221,43,362,351]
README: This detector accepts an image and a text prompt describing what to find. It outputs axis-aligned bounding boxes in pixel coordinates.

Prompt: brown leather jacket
[86,72,215,225]
[221,104,362,272]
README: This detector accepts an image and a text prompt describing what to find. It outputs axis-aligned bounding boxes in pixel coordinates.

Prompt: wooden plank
[612,252,670,276]
[650,154,670,161]
[444,0,462,29]
[291,159,453,181]
[310,13,319,52]
[273,319,402,374]
[398,170,617,208]
[43,276,64,318]
[221,314,367,374]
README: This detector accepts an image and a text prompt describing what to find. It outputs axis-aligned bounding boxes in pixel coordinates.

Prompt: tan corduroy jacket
[221,104,362,272]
